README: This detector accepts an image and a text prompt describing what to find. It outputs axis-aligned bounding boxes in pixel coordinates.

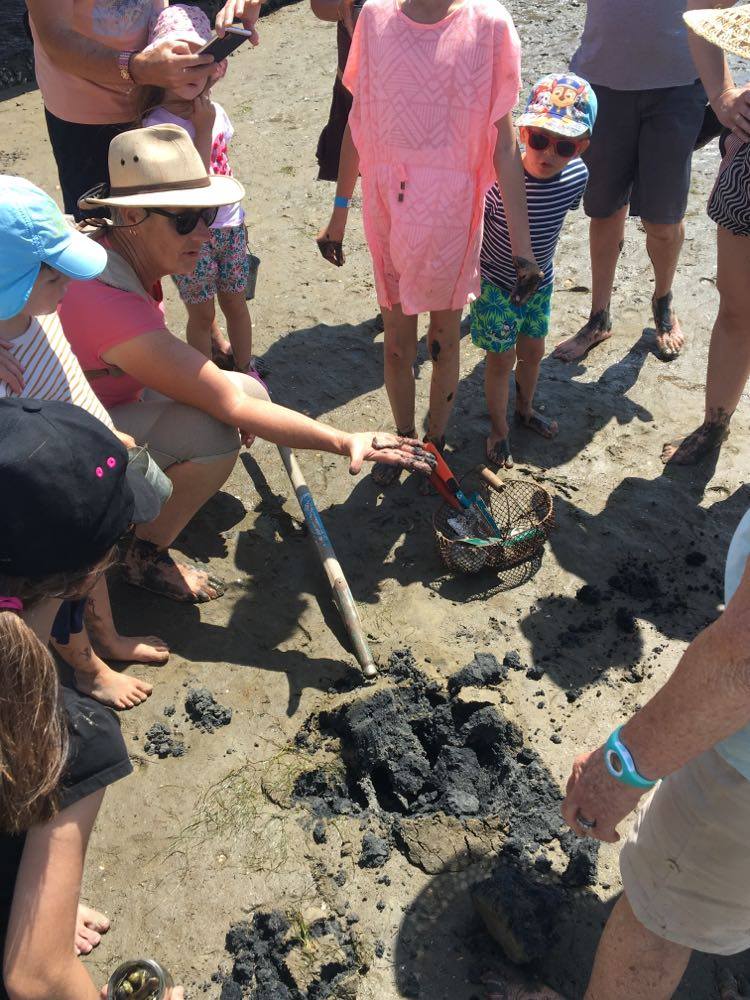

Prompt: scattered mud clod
[472,858,565,965]
[144,723,186,759]
[219,909,367,999]
[447,652,507,695]
[358,831,390,869]
[185,687,232,733]
[576,584,602,606]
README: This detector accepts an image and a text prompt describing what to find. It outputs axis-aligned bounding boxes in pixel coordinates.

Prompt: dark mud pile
[293,649,595,878]
[185,687,232,733]
[216,910,367,999]
[144,723,186,759]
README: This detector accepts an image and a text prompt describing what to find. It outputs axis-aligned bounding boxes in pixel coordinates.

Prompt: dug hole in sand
[1,0,748,996]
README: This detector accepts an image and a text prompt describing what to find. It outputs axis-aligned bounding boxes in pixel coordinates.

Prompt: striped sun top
[480,158,589,292]
[0,311,113,430]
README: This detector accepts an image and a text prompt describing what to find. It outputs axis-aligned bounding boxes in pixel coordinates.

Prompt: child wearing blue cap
[0,175,169,711]
[472,74,597,468]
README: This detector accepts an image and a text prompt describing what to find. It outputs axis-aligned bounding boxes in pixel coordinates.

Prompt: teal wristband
[334,195,351,209]
[604,726,657,790]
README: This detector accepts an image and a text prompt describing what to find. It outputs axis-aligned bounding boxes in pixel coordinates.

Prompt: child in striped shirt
[472,74,596,468]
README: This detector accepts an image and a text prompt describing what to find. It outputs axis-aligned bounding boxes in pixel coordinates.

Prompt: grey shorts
[583,81,707,224]
[621,748,750,955]
[109,371,269,470]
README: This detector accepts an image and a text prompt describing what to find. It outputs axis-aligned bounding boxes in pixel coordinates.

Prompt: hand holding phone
[199,25,253,62]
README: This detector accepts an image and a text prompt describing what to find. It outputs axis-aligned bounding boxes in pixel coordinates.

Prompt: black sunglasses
[526,130,583,159]
[147,206,219,235]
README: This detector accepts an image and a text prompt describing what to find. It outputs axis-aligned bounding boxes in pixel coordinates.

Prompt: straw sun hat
[684,5,750,60]
[78,124,245,210]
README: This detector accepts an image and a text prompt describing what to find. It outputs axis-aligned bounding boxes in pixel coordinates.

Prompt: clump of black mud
[217,909,367,999]
[185,687,232,733]
[144,723,186,759]
[293,649,591,873]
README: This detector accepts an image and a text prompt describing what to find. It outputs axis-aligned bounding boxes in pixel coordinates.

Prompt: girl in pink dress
[317,0,541,485]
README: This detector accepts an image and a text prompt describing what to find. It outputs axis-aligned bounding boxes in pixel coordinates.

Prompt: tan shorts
[621,748,750,955]
[109,371,268,470]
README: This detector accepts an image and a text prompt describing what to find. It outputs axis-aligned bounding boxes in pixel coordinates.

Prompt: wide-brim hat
[684,5,750,59]
[79,124,244,210]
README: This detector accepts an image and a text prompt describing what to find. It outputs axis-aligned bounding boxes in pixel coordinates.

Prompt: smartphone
[199,25,253,62]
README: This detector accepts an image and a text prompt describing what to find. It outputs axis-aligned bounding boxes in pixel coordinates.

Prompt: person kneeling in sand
[471,75,595,468]
[0,175,169,710]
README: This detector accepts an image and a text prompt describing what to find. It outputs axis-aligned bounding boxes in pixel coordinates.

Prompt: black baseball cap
[0,398,163,578]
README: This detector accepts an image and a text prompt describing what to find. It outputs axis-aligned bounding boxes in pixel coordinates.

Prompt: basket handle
[479,465,505,492]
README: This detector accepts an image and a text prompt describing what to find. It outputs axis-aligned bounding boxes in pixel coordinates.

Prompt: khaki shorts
[621,748,750,955]
[109,371,269,470]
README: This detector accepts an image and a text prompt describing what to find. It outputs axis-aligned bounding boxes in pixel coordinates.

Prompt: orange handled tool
[423,441,470,510]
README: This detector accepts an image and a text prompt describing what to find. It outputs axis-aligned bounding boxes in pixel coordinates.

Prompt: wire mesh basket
[433,478,554,575]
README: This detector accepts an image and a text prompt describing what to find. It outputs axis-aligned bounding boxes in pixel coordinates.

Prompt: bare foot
[486,435,514,469]
[75,903,110,956]
[661,415,730,465]
[122,537,225,603]
[90,632,169,665]
[552,307,612,363]
[211,327,234,370]
[516,409,558,439]
[74,661,153,711]
[652,291,684,361]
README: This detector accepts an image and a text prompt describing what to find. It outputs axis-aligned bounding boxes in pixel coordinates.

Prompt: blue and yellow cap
[516,74,598,139]
[0,175,106,320]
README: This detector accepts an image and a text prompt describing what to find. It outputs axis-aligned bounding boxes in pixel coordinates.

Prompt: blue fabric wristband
[334,195,351,209]
[604,726,658,789]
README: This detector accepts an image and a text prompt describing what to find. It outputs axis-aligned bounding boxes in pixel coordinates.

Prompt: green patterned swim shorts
[470,279,553,353]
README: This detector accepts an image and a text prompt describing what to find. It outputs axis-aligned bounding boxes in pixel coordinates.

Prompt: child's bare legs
[184,298,216,361]
[51,578,165,711]
[485,348,516,468]
[372,303,418,485]
[218,288,253,372]
[425,308,462,444]
[515,334,558,438]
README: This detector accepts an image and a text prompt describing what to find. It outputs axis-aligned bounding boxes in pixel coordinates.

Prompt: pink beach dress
[343,0,521,315]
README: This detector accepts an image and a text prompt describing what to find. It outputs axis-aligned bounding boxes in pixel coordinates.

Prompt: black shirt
[0,685,132,997]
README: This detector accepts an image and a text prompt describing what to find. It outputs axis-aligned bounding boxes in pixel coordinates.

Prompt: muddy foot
[74,662,153,711]
[75,903,110,956]
[652,292,685,361]
[486,436,514,469]
[211,328,234,370]
[661,417,730,465]
[552,307,612,362]
[484,974,566,1000]
[122,537,225,603]
[515,409,558,439]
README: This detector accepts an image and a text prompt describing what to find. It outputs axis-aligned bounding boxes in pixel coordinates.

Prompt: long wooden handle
[479,465,505,492]
[278,446,377,680]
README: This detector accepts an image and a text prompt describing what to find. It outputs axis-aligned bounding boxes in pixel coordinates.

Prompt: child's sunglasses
[147,206,219,235]
[526,130,584,159]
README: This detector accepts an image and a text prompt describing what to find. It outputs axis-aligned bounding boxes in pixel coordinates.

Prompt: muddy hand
[346,432,437,476]
[510,256,544,306]
[316,218,346,267]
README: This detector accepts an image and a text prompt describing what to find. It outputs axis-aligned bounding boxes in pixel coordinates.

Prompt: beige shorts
[621,748,750,955]
[109,371,268,470]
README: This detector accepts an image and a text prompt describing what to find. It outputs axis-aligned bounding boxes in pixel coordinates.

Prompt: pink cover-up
[343,0,521,315]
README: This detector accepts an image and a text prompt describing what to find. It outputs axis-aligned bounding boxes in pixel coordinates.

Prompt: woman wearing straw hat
[60,123,433,603]
[662,2,750,465]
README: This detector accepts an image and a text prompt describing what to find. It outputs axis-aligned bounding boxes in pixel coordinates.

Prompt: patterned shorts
[470,279,553,353]
[173,224,249,303]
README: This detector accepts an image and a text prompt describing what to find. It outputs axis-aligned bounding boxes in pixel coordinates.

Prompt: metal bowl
[107,958,173,1000]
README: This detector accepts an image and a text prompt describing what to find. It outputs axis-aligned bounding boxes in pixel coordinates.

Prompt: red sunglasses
[526,129,585,159]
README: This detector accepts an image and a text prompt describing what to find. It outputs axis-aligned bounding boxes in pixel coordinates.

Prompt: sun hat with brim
[684,5,750,60]
[78,124,245,210]
[516,74,598,139]
[0,175,106,321]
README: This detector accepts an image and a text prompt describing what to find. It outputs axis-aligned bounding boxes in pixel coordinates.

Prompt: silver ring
[577,813,597,830]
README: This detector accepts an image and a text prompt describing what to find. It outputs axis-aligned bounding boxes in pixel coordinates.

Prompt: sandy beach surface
[1,3,749,997]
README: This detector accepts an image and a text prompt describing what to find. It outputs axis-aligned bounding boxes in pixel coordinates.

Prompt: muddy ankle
[587,305,612,334]
[652,291,675,332]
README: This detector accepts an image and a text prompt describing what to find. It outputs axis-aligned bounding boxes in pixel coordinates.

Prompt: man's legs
[663,224,750,463]
[584,896,691,1000]
[44,109,125,218]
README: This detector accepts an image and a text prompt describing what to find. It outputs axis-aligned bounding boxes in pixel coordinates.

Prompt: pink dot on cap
[95,466,103,478]
[107,456,117,468]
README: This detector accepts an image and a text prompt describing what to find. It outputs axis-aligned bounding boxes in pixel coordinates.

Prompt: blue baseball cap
[0,175,106,321]
[516,74,598,139]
